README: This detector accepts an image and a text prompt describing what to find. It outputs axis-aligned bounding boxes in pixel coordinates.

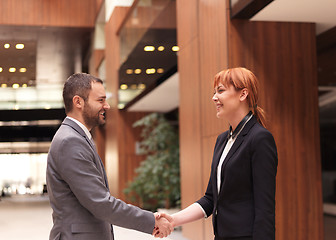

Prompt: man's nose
[104,102,110,109]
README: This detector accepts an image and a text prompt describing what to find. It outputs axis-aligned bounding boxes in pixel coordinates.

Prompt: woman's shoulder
[250,122,276,144]
[218,130,229,140]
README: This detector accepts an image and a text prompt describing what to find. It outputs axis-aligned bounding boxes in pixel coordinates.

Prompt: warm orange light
[134,69,141,74]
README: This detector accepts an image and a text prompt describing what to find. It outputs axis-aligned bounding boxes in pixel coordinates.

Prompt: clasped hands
[152,212,175,238]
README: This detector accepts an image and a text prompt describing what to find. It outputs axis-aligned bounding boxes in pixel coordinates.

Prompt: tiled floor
[1,195,335,240]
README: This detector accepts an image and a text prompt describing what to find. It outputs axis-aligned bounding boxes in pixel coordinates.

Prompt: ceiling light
[1,84,7,88]
[12,83,20,89]
[4,43,10,49]
[144,46,155,51]
[118,103,125,109]
[19,68,27,73]
[134,69,141,74]
[130,84,137,89]
[138,84,146,90]
[126,69,133,74]
[172,46,179,52]
[14,105,20,110]
[120,84,128,90]
[146,68,156,74]
[16,43,25,49]
[0,67,2,72]
[157,68,164,73]
[22,84,27,88]
[9,67,16,73]
[158,46,165,51]
[44,105,51,110]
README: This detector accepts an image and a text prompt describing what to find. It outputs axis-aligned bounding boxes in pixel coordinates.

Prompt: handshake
[152,212,175,238]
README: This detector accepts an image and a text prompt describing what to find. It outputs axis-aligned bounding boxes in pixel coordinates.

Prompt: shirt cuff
[193,202,207,218]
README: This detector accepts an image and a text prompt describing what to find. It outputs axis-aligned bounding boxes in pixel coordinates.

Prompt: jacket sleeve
[251,130,278,239]
[196,170,215,217]
[55,136,155,234]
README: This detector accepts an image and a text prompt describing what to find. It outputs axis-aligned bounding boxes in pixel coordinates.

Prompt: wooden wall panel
[177,0,323,239]
[104,6,149,202]
[178,35,205,238]
[118,112,147,200]
[228,20,323,240]
[0,0,97,27]
[176,0,198,51]
[199,0,230,138]
[104,6,128,197]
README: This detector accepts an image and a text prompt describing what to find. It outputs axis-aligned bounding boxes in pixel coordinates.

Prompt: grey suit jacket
[47,118,155,240]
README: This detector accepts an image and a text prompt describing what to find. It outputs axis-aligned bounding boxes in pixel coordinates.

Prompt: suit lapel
[62,118,109,188]
[218,116,258,195]
[85,136,110,189]
[214,135,228,169]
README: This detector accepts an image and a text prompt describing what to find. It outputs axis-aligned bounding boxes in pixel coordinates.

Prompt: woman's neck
[228,110,250,132]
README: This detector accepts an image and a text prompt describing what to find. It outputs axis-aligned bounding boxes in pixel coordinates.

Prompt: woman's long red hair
[214,67,267,128]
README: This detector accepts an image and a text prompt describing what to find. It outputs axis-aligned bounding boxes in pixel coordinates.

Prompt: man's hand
[153,212,174,238]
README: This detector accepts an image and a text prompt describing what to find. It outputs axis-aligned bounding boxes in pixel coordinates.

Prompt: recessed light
[126,69,133,74]
[172,46,179,52]
[134,69,141,74]
[19,68,27,73]
[158,46,165,51]
[12,83,20,88]
[144,46,155,52]
[146,68,156,74]
[16,44,25,49]
[157,68,164,73]
[0,67,3,72]
[9,67,16,73]
[1,84,7,88]
[4,43,10,49]
[138,84,146,90]
[120,84,128,90]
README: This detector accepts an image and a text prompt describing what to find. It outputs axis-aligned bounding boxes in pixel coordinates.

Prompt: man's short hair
[63,73,103,113]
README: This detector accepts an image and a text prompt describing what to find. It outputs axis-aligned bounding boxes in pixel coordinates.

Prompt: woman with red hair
[158,67,278,240]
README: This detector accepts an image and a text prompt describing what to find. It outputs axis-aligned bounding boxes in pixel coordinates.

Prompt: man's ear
[72,95,84,109]
[240,88,248,101]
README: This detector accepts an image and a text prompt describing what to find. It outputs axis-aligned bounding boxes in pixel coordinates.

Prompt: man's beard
[82,104,102,129]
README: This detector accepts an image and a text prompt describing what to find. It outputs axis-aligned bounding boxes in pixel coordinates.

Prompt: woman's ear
[240,88,248,101]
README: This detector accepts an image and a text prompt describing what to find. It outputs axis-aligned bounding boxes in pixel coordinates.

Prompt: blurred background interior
[0,0,335,239]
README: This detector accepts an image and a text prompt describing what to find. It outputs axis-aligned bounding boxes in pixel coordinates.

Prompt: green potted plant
[124,113,180,211]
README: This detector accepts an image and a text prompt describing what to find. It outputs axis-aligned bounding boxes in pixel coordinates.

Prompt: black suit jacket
[197,116,278,239]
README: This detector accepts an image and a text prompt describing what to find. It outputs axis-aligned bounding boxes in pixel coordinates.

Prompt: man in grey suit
[47,73,172,240]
